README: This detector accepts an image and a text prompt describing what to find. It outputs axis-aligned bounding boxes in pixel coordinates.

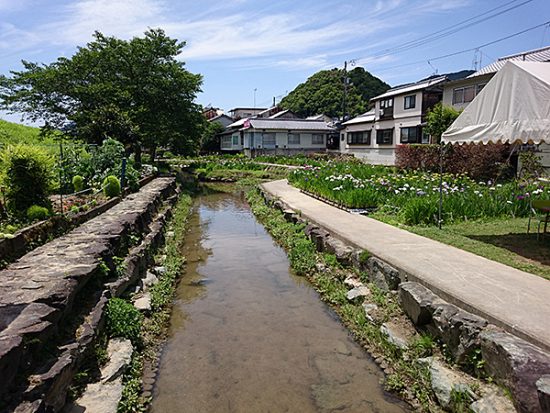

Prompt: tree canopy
[0,29,205,160]
[280,67,390,119]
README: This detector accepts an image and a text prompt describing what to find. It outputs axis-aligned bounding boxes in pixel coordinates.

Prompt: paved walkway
[262,179,550,352]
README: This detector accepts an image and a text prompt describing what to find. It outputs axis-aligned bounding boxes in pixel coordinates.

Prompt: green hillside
[280,67,390,119]
[0,119,42,144]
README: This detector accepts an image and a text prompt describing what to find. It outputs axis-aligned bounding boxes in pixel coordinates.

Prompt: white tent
[442,61,550,144]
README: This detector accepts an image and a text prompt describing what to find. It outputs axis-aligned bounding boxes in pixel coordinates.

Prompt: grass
[374,214,550,280]
[246,186,441,411]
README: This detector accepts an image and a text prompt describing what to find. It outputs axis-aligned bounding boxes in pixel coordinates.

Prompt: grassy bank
[246,187,445,411]
[117,192,193,413]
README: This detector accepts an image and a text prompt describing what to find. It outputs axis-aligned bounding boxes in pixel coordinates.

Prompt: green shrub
[105,298,142,344]
[103,175,121,198]
[72,175,84,193]
[26,205,50,221]
[0,144,55,214]
[70,205,80,214]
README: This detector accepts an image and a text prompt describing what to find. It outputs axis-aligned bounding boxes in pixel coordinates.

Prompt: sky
[0,0,549,123]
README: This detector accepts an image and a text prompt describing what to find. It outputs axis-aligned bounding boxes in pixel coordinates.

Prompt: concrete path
[262,179,550,352]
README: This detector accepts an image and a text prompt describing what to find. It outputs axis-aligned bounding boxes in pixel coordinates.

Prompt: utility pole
[342,61,349,122]
[253,88,257,108]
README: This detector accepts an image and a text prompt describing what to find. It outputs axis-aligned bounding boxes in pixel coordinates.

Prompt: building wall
[244,130,327,150]
[442,74,493,111]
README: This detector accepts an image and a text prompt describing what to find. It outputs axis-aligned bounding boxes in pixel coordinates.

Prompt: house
[228,107,267,120]
[220,117,336,156]
[202,106,223,120]
[208,113,234,128]
[443,46,550,111]
[342,73,471,165]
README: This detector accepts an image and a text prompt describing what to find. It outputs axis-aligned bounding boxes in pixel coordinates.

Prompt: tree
[200,121,226,153]
[280,67,390,119]
[424,103,461,143]
[0,29,205,160]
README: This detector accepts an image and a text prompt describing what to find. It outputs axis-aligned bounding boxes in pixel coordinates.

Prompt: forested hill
[280,67,390,119]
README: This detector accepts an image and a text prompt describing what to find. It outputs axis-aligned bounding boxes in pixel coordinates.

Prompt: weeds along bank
[0,177,194,413]
[247,186,549,413]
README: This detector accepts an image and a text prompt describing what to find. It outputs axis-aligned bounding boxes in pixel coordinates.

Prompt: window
[221,136,232,149]
[380,98,393,109]
[288,133,300,145]
[232,135,239,145]
[262,132,276,146]
[376,129,393,145]
[404,95,416,110]
[452,85,481,104]
[312,134,324,144]
[347,131,371,145]
[241,134,244,146]
[400,127,420,143]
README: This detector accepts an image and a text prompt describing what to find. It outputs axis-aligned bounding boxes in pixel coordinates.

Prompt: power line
[371,20,550,73]
[352,0,533,62]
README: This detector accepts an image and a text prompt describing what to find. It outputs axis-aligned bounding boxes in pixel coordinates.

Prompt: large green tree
[280,67,390,119]
[0,29,205,160]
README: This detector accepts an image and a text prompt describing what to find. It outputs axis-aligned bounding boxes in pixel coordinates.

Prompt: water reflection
[152,191,409,413]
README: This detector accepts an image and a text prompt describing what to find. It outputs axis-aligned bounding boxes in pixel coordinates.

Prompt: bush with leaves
[26,205,50,221]
[72,175,84,192]
[0,144,55,214]
[105,298,143,344]
[103,175,121,198]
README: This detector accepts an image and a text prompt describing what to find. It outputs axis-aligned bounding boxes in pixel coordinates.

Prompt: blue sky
[0,0,549,123]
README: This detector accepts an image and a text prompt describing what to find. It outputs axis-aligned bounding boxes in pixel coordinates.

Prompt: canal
[151,190,409,413]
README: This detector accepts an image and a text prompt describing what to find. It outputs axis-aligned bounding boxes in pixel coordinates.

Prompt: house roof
[269,109,291,118]
[468,45,550,78]
[209,114,233,122]
[244,118,334,131]
[371,76,447,100]
[227,118,248,128]
[342,109,375,126]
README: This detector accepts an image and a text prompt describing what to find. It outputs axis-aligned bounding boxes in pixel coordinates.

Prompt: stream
[151,190,409,413]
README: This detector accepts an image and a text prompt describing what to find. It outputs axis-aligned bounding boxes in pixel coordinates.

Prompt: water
[151,191,409,413]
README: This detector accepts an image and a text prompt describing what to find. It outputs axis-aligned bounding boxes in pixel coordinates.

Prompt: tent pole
[438,141,443,230]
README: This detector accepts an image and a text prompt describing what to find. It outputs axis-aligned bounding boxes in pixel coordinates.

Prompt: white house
[342,76,449,165]
[220,118,336,156]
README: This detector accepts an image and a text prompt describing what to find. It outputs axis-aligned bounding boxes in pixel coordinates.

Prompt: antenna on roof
[427,60,438,75]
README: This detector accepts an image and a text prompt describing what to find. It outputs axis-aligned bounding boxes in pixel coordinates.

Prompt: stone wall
[0,177,177,412]
[264,189,550,413]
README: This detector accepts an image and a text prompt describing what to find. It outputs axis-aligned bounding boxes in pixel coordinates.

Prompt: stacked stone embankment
[0,177,176,412]
[261,180,550,413]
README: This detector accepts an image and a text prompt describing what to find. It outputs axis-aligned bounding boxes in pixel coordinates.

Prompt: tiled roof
[342,110,375,126]
[245,118,334,131]
[469,45,550,78]
[372,76,447,100]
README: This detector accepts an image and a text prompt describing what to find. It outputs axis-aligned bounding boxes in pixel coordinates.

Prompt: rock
[133,293,151,312]
[398,282,442,326]
[368,257,401,291]
[165,231,175,238]
[142,271,159,290]
[153,266,166,275]
[13,399,44,413]
[100,338,133,382]
[470,390,518,413]
[425,358,475,409]
[315,263,327,272]
[481,328,550,413]
[346,286,370,301]
[537,375,550,412]
[362,303,378,323]
[380,322,409,350]
[344,277,363,289]
[0,335,23,396]
[324,237,355,264]
[67,377,124,413]
[308,228,330,252]
[428,303,487,365]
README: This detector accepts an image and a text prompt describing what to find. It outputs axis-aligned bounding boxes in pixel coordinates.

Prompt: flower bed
[288,162,550,225]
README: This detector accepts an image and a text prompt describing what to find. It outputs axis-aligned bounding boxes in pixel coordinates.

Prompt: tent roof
[442,61,550,144]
